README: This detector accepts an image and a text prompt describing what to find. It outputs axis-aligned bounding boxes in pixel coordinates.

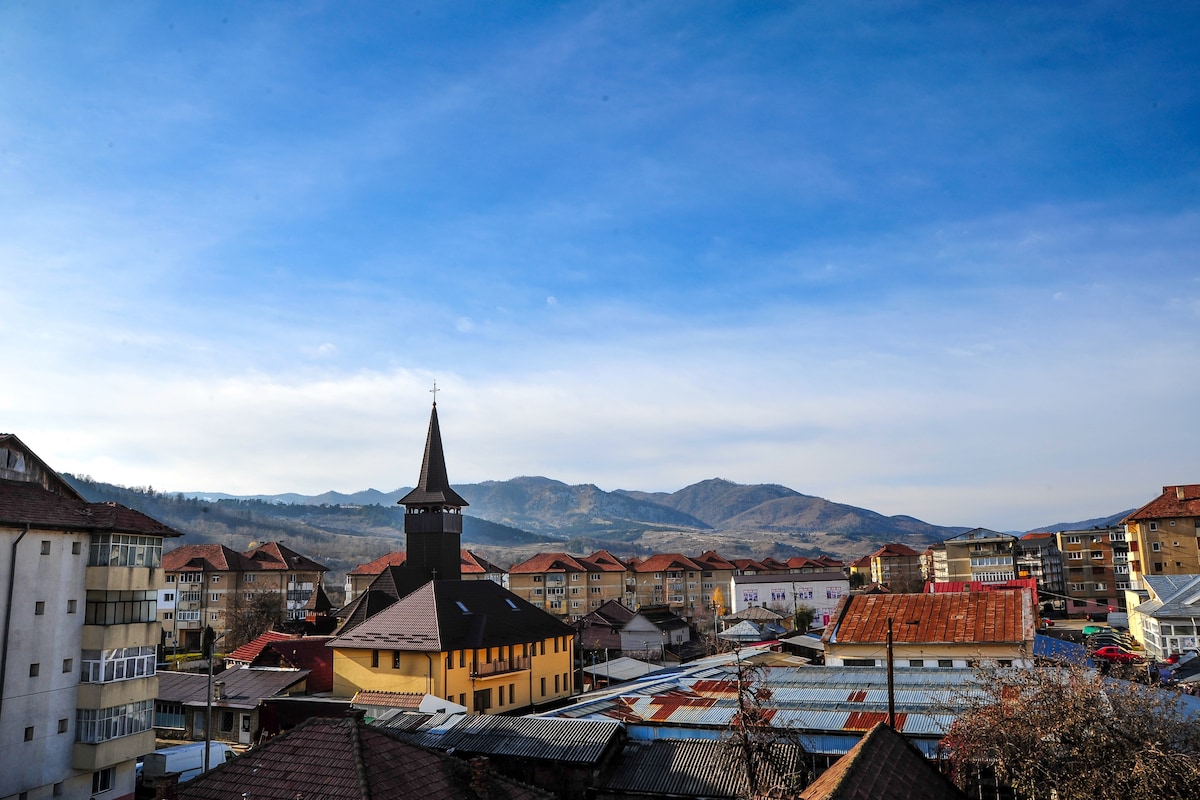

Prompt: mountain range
[64,473,1132,591]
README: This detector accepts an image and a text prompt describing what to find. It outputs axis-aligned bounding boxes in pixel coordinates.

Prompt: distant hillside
[1025,510,1134,534]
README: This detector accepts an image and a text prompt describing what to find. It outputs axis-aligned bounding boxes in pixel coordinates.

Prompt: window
[24,725,34,740]
[571,573,579,581]
[1067,552,1083,560]
[34,601,45,615]
[555,674,560,692]
[72,541,82,555]
[540,677,546,696]
[909,659,924,667]
[245,574,255,583]
[162,593,174,603]
[1066,535,1080,544]
[844,658,874,667]
[177,611,200,621]
[81,646,156,683]
[40,540,51,555]
[590,573,601,581]
[63,658,73,673]
[1149,522,1158,531]
[85,591,157,625]
[58,718,68,733]
[166,574,175,583]
[938,659,954,668]
[76,700,154,744]
[67,598,77,614]
[209,612,218,621]
[654,573,662,579]
[163,612,173,621]
[998,660,1013,667]
[211,575,221,583]
[533,576,542,582]
[1091,551,1104,560]
[92,768,114,794]
[179,572,201,583]
[371,650,379,668]
[392,652,401,669]
[88,534,163,568]
[534,588,543,595]
[29,663,39,677]
[1094,583,1107,591]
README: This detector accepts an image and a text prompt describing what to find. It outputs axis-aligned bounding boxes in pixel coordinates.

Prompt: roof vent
[1177,486,1186,501]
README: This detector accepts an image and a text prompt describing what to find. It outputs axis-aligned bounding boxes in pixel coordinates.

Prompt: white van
[139,741,236,784]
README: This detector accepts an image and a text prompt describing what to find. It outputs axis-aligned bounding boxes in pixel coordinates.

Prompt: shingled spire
[399,402,468,509]
[397,401,467,586]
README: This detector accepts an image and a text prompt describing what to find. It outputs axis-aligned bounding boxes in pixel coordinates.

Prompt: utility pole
[886,617,896,729]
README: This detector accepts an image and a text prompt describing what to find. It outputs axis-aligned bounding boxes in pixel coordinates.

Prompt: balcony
[471,656,530,678]
[73,729,156,771]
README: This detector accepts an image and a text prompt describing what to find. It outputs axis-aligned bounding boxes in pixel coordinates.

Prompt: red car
[1092,646,1145,664]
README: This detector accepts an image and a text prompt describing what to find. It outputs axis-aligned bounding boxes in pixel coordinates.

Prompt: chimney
[213,680,225,701]
[1177,486,1186,501]
[154,773,180,800]
[469,757,491,799]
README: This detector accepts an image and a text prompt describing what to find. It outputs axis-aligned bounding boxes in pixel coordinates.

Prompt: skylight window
[506,599,519,610]
[455,601,470,613]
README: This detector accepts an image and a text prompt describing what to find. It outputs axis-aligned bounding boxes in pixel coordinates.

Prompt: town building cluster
[2,419,1198,800]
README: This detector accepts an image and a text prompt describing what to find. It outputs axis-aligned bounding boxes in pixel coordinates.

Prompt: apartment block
[1123,484,1200,589]
[506,550,627,620]
[1,434,180,800]
[343,549,505,604]
[1055,526,1129,615]
[929,528,1018,585]
[161,542,327,651]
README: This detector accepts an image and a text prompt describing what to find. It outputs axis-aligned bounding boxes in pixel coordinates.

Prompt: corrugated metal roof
[375,713,622,765]
[599,739,807,799]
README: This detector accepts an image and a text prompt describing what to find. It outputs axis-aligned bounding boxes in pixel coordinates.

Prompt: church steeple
[398,399,466,584]
[399,402,468,510]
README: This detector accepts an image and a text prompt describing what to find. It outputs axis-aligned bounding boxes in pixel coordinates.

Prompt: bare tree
[726,651,808,798]
[942,661,1200,800]
[226,591,284,650]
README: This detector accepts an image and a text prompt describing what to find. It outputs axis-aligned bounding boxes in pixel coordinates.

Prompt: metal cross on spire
[430,379,439,405]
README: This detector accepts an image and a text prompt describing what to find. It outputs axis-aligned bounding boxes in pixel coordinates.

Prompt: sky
[2,2,1198,532]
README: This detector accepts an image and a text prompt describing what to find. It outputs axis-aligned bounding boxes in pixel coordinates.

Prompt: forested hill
[62,474,555,593]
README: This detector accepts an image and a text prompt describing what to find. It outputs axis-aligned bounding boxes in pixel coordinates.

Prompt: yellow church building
[328,399,576,712]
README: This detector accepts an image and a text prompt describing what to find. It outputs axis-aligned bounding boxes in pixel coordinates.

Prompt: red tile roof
[585,550,629,571]
[695,551,737,570]
[871,543,921,558]
[633,553,704,573]
[178,715,551,800]
[245,541,329,572]
[508,552,590,573]
[461,550,506,575]
[227,631,296,664]
[1123,484,1200,522]
[162,543,247,572]
[824,591,1034,645]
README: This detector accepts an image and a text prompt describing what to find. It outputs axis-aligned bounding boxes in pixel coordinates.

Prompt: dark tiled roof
[631,605,691,631]
[304,583,335,612]
[823,591,1034,646]
[178,715,551,800]
[1123,484,1200,522]
[0,478,179,535]
[157,667,310,710]
[398,403,468,509]
[798,721,965,800]
[598,738,807,799]
[330,579,574,651]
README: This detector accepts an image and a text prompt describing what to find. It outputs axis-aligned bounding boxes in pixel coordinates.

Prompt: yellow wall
[332,634,576,713]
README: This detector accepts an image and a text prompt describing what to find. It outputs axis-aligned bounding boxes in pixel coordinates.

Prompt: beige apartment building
[1124,484,1200,589]
[868,543,925,593]
[160,541,328,651]
[1055,526,1129,614]
[929,528,1018,585]
[1,434,180,800]
[506,550,628,619]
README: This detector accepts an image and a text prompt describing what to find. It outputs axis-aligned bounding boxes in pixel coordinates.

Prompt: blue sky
[2,2,1198,531]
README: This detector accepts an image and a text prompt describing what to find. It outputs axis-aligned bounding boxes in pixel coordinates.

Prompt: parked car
[138,741,236,785]
[1082,624,1106,636]
[1092,646,1145,664]
[1040,618,1055,627]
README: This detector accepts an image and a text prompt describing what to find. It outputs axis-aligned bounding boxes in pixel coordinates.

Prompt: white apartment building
[0,434,180,800]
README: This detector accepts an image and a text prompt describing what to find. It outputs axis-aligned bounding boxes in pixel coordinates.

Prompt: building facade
[868,543,924,593]
[930,529,1018,585]
[344,549,505,604]
[1124,485,1200,589]
[728,571,849,628]
[505,551,627,620]
[1055,526,1129,615]
[160,542,328,652]
[1,434,180,800]
[1016,533,1064,612]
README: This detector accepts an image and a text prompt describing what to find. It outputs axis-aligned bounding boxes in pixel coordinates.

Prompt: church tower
[398,400,468,583]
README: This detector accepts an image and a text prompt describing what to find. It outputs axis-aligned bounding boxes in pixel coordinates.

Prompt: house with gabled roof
[328,401,577,714]
[155,665,311,746]
[1130,574,1200,660]
[619,605,693,661]
[160,540,329,651]
[798,721,965,800]
[868,543,925,593]
[822,590,1037,668]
